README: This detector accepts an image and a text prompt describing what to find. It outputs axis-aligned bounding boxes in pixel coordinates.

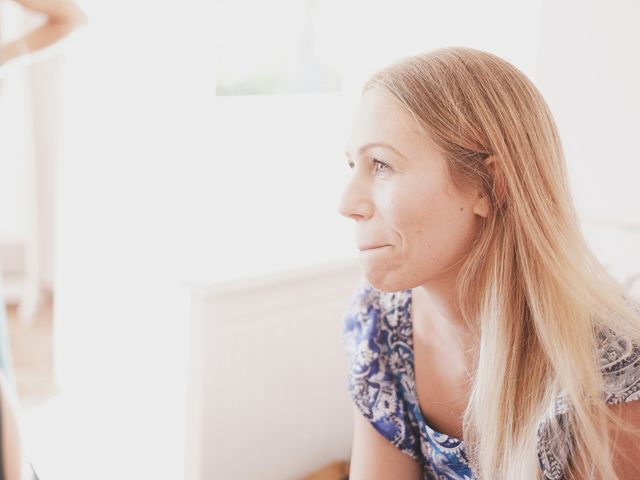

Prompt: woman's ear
[472,191,491,218]
[472,155,504,218]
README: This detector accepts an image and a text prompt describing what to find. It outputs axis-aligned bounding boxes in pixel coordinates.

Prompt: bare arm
[570,401,640,480]
[0,0,88,66]
[348,405,423,480]
[602,401,640,479]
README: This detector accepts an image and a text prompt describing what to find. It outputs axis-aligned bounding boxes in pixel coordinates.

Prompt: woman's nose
[337,176,373,220]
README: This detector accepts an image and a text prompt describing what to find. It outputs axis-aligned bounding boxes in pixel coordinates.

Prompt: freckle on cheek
[428,245,432,249]
[460,207,464,212]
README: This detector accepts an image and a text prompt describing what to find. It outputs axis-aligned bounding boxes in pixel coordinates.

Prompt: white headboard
[185,259,361,480]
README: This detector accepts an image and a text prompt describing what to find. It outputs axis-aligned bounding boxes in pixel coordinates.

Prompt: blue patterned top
[341,279,640,480]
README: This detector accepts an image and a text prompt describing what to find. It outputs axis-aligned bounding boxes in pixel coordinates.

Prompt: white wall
[5,0,637,299]
[537,0,640,226]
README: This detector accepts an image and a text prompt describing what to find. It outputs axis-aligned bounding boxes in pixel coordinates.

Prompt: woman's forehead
[347,90,437,161]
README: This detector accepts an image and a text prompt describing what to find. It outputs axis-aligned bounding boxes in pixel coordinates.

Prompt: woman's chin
[359,271,405,294]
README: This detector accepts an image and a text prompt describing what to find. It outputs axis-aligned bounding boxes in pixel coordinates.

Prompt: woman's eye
[346,158,391,175]
[372,159,391,176]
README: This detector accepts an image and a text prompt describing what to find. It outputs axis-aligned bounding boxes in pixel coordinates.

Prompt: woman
[339,47,640,479]
[0,0,87,74]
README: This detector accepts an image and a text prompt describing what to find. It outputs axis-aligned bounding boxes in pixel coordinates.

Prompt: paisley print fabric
[341,280,640,480]
[598,323,640,404]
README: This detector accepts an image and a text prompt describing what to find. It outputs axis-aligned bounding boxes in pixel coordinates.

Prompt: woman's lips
[358,245,388,251]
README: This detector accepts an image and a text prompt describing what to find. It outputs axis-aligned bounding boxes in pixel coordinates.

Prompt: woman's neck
[411,277,480,367]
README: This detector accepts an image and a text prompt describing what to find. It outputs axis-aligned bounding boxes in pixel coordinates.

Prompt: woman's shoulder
[538,318,640,478]
[341,280,412,371]
[340,280,421,460]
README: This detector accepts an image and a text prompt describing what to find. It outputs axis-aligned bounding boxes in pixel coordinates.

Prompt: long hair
[362,46,640,479]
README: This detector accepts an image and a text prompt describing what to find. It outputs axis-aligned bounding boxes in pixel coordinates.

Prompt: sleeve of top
[598,323,640,405]
[341,279,421,461]
[597,297,640,404]
[538,301,640,478]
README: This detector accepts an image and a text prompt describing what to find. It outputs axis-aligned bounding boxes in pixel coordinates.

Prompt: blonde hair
[363,46,640,479]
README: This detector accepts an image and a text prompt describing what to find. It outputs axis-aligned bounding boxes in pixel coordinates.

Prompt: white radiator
[185,259,362,480]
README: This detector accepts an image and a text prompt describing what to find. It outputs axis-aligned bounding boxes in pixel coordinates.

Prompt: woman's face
[338,89,488,293]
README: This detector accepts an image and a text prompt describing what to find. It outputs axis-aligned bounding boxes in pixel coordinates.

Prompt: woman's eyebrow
[344,142,408,161]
